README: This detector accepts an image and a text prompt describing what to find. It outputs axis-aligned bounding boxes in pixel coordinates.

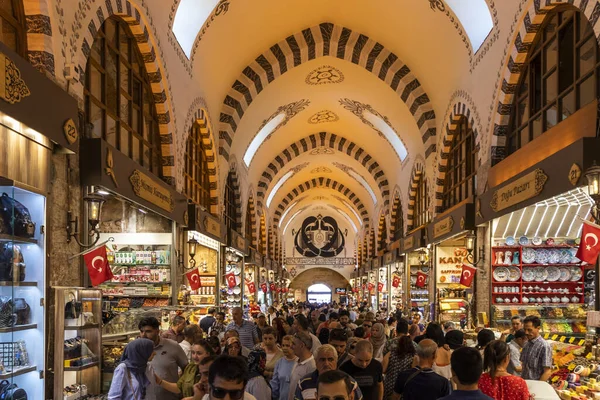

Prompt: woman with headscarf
[383,335,416,400]
[369,322,387,361]
[245,349,272,399]
[224,337,245,359]
[108,338,155,400]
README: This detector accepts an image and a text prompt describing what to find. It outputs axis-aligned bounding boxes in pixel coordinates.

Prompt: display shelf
[102,294,170,298]
[0,281,39,287]
[0,365,36,379]
[64,361,100,372]
[0,323,36,332]
[65,324,100,331]
[496,318,585,322]
[103,281,171,285]
[0,233,37,244]
[111,263,170,267]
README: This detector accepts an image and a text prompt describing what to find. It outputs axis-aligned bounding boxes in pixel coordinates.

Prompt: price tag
[579,340,586,346]
[569,337,576,344]
[568,364,577,371]
[560,336,567,343]
[544,333,550,339]
[552,334,559,340]
[587,353,594,359]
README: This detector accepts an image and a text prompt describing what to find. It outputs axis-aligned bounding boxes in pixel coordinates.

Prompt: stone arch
[257,132,390,209]
[225,166,243,232]
[390,189,404,240]
[273,177,370,225]
[490,1,597,165]
[407,159,427,231]
[245,195,257,248]
[289,268,350,292]
[183,105,219,215]
[259,214,267,255]
[218,22,436,162]
[75,0,177,185]
[23,0,55,75]
[434,100,481,213]
[377,213,388,252]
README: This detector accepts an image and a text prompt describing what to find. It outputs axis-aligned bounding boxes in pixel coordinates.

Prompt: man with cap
[255,312,269,341]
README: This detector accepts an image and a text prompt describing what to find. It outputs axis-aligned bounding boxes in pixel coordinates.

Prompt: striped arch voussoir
[407,163,425,230]
[390,191,403,237]
[246,196,257,248]
[195,109,219,215]
[490,0,596,165]
[23,1,55,76]
[218,22,436,162]
[434,102,480,213]
[78,0,176,186]
[227,169,243,232]
[257,132,390,209]
[273,177,370,225]
[377,213,388,249]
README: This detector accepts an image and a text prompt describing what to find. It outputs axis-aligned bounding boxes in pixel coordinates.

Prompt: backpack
[0,380,26,400]
[0,194,35,238]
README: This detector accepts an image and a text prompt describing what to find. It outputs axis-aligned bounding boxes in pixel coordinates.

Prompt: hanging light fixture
[418,249,427,265]
[66,194,106,248]
[188,238,198,267]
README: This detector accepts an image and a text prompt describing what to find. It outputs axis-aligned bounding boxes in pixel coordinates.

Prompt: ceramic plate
[534,267,548,282]
[522,267,535,282]
[226,264,234,273]
[493,267,509,282]
[548,250,561,264]
[558,267,571,282]
[532,236,543,246]
[559,249,571,264]
[228,288,234,295]
[233,266,241,275]
[546,238,555,246]
[570,267,583,281]
[234,294,241,301]
[535,249,549,264]
[508,267,521,282]
[522,248,536,264]
[233,287,241,294]
[569,248,580,264]
[546,266,560,282]
[505,236,516,246]
[519,236,530,246]
[421,266,430,273]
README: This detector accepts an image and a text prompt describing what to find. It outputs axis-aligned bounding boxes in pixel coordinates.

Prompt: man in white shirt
[289,332,317,400]
[508,329,527,376]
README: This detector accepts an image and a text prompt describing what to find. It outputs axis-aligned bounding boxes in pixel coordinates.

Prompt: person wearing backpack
[108,338,155,400]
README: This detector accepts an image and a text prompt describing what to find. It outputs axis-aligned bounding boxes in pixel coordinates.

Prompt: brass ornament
[183,211,189,226]
[105,148,119,187]
[63,118,78,145]
[569,163,582,186]
[476,198,483,219]
[460,217,465,230]
[0,53,30,104]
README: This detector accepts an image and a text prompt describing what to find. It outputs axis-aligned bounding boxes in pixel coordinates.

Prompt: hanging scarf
[120,338,154,399]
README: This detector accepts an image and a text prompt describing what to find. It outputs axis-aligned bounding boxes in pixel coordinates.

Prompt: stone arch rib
[490,1,595,165]
[273,177,370,225]
[257,132,390,209]
[24,1,55,76]
[219,22,436,161]
[246,196,257,248]
[390,191,404,239]
[407,162,425,231]
[226,168,243,232]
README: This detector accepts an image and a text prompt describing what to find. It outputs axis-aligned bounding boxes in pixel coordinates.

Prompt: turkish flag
[282,287,287,293]
[367,282,374,291]
[576,220,600,264]
[377,282,384,292]
[83,246,114,286]
[460,264,477,287]
[225,273,236,288]
[260,282,268,293]
[392,274,401,288]
[416,271,428,288]
[270,283,276,291]
[185,268,201,290]
[248,282,256,293]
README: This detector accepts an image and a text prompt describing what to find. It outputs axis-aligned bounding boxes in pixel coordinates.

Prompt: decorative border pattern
[273,177,370,225]
[259,215,267,255]
[489,0,596,165]
[305,65,344,85]
[256,132,390,210]
[25,0,55,75]
[218,22,436,162]
[332,161,379,204]
[377,213,388,250]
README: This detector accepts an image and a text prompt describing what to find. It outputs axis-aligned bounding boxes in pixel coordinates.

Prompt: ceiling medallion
[310,147,335,155]
[308,110,339,124]
[311,166,332,174]
[305,65,344,85]
[313,196,328,201]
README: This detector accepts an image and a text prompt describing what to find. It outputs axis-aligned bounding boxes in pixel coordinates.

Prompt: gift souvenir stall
[477,137,600,337]
[403,228,432,318]
[370,257,382,310]
[222,230,248,317]
[376,255,389,311]
[384,250,405,312]
[245,248,263,309]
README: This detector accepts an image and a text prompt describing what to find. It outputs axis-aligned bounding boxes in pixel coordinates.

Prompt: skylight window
[347,169,377,205]
[283,209,305,235]
[341,199,363,226]
[172,0,221,58]
[329,206,358,233]
[243,113,286,167]
[279,200,299,228]
[267,170,294,207]
[445,0,494,53]
[363,111,407,161]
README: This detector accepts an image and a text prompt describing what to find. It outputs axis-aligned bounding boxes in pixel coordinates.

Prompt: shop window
[184,123,211,210]
[507,8,599,155]
[84,17,162,176]
[392,197,404,241]
[411,176,430,230]
[0,0,26,56]
[442,117,477,211]
[224,172,239,233]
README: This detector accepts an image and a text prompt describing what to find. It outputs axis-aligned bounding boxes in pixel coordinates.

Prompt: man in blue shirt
[440,347,492,400]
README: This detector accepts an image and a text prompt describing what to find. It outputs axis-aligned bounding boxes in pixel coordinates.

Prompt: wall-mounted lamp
[66,194,106,248]
[188,238,198,267]
[465,230,484,266]
[418,249,427,265]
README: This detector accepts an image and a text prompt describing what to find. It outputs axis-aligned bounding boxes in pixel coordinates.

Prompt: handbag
[0,194,35,238]
[0,244,25,282]
[0,380,27,400]
[12,299,29,326]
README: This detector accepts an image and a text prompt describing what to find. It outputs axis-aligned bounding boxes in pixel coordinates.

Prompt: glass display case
[0,180,46,399]
[53,288,102,400]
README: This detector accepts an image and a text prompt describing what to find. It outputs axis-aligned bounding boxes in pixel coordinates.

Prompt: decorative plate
[559,249,572,264]
[234,294,241,301]
[505,236,516,246]
[535,249,550,264]
[493,267,509,282]
[569,248,580,264]
[586,269,596,281]
[226,264,234,273]
[548,249,561,264]
[522,248,536,264]
[233,287,241,294]
[519,236,530,246]
[410,276,417,285]
[532,236,543,245]
[534,267,548,282]
[546,266,560,282]
[546,238,555,246]
[410,266,419,274]
[227,288,234,295]
[558,267,571,282]
[575,238,581,245]
[421,266,430,273]
[522,267,535,282]
[227,295,234,302]
[508,267,521,282]
[570,267,583,281]
[233,266,241,275]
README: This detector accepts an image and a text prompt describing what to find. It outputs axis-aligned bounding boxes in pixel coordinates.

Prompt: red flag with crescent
[225,272,237,289]
[270,283,276,291]
[576,220,600,264]
[377,282,384,292]
[260,282,268,293]
[83,246,114,286]
[392,274,401,288]
[460,264,477,287]
[416,271,427,288]
[185,268,201,290]
[367,282,374,291]
[248,282,256,293]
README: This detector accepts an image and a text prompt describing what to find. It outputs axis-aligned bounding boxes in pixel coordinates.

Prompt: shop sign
[0,52,30,104]
[433,216,454,239]
[490,169,548,212]
[372,258,380,269]
[384,252,394,264]
[202,215,221,238]
[403,236,414,250]
[569,163,582,186]
[129,170,174,212]
[335,288,346,294]
[236,235,245,251]
[63,118,78,145]
[436,247,468,284]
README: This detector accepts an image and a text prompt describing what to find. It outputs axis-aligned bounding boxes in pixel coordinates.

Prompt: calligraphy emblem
[294,214,345,258]
[105,148,119,187]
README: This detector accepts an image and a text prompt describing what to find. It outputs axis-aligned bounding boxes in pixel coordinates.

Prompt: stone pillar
[475,224,491,325]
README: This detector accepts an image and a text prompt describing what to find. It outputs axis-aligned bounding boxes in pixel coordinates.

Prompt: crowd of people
[107,301,551,400]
